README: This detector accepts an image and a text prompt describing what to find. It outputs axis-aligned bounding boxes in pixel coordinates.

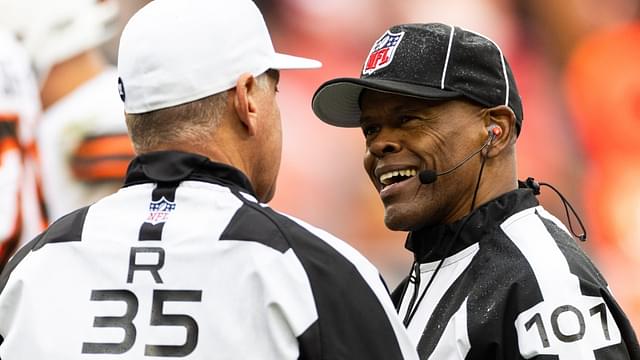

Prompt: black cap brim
[312,77,462,128]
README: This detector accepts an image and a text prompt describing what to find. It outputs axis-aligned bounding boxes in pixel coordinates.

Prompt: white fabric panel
[398,243,479,345]
[428,297,471,360]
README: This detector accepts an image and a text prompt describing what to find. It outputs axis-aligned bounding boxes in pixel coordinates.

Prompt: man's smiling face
[360,90,488,231]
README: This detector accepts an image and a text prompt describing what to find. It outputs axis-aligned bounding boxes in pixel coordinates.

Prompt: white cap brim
[272,52,322,70]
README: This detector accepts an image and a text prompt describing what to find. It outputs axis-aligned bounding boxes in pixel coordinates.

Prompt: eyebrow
[359,103,433,125]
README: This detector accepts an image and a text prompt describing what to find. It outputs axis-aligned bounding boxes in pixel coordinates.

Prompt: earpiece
[487,125,502,143]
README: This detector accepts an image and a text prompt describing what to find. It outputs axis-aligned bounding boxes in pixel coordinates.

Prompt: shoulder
[223,193,378,275]
[227,198,414,359]
[0,206,90,292]
[499,205,607,289]
[496,206,628,357]
[224,193,391,303]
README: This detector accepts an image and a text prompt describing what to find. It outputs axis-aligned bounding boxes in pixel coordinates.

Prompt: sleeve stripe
[501,207,582,299]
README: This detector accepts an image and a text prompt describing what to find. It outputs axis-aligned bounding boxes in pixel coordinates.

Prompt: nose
[368,132,402,158]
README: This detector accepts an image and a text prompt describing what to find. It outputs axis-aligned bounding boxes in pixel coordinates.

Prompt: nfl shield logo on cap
[362,30,405,75]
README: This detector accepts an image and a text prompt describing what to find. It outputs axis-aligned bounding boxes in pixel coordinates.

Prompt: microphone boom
[418,134,492,185]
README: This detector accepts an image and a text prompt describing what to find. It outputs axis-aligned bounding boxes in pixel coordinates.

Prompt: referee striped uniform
[393,189,640,359]
[0,151,418,360]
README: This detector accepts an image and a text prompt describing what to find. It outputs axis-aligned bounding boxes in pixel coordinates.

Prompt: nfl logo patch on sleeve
[362,30,405,75]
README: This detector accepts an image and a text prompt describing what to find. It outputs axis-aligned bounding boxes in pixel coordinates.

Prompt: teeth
[379,168,417,185]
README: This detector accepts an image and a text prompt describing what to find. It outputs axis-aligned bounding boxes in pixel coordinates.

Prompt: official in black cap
[312,23,639,359]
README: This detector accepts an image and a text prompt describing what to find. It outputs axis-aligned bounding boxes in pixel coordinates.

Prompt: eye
[361,124,380,138]
[399,115,419,124]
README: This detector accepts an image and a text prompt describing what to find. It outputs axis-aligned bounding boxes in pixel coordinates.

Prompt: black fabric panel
[537,214,606,297]
[276,212,405,360]
[236,198,405,360]
[593,344,632,360]
[594,289,640,359]
[297,321,321,360]
[480,233,545,360]
[406,189,539,263]
[138,223,164,241]
[391,277,410,308]
[0,206,90,293]
[138,182,178,241]
[0,234,43,294]
[32,206,90,250]
[123,151,256,195]
[0,119,17,140]
[219,204,289,253]
[467,232,545,360]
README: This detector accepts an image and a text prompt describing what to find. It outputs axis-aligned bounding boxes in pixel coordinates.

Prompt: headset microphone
[418,169,438,184]
[418,126,501,185]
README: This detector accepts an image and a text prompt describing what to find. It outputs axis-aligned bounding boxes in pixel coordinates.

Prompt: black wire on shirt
[400,152,488,326]
[520,177,587,241]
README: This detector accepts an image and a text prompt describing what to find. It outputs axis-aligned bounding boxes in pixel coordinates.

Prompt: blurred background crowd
[1,0,639,330]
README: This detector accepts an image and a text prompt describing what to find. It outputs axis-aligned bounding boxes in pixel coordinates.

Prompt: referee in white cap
[0,1,418,359]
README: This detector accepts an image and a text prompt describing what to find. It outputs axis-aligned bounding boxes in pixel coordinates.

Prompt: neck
[443,157,518,224]
[40,50,106,110]
[145,138,248,176]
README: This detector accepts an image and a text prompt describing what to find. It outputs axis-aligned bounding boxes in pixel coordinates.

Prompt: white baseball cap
[117,0,321,114]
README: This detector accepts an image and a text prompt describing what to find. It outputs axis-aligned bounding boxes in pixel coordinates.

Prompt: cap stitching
[440,25,456,90]
[464,29,510,106]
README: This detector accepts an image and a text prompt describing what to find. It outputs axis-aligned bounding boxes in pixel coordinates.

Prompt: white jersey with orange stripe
[0,30,43,267]
[37,66,135,223]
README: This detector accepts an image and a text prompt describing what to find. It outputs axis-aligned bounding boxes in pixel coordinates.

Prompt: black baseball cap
[312,23,524,135]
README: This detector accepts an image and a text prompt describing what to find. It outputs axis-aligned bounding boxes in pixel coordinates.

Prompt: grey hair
[125,91,229,154]
[125,71,275,154]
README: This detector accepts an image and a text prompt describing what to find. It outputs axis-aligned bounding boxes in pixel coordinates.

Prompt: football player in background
[0,0,135,224]
[0,30,44,271]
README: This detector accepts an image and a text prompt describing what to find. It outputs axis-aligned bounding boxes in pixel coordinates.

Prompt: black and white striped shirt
[0,151,418,360]
[393,189,639,359]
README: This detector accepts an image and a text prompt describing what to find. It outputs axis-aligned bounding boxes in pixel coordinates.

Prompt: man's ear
[483,105,517,158]
[232,73,259,136]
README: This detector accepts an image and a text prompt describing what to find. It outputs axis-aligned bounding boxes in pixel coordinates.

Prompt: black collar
[123,151,256,196]
[406,188,539,263]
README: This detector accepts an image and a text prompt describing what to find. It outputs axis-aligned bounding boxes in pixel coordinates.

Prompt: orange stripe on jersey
[0,113,19,122]
[0,137,19,152]
[71,158,132,182]
[73,134,135,160]
[71,134,135,183]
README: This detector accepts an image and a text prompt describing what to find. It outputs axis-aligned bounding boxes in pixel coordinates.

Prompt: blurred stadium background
[15,0,640,330]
